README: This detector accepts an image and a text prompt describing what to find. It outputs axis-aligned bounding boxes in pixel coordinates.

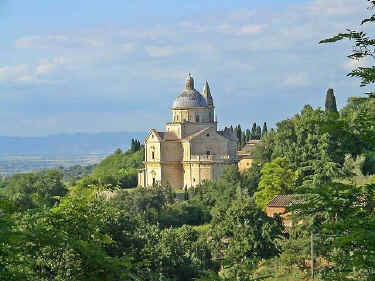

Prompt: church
[137,74,238,189]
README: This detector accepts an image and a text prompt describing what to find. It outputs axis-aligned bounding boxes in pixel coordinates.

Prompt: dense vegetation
[225,122,268,148]
[1,2,375,280]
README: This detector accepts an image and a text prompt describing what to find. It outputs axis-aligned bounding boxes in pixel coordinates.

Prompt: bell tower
[202,80,215,123]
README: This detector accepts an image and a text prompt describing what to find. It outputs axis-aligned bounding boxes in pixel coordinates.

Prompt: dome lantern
[185,73,194,90]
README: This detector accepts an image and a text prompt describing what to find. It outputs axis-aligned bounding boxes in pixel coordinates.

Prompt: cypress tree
[256,126,262,140]
[184,186,189,201]
[251,123,257,140]
[246,129,251,141]
[236,125,242,146]
[242,134,247,148]
[325,88,338,113]
[262,122,268,136]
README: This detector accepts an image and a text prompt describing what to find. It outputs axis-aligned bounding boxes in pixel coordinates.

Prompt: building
[137,74,238,189]
[237,140,263,172]
[266,194,302,231]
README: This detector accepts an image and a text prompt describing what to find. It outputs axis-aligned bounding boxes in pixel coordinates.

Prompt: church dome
[172,74,208,108]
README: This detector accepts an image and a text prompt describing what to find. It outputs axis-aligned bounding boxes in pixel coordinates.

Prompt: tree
[245,129,251,142]
[1,170,67,210]
[139,225,213,280]
[91,147,144,188]
[184,186,189,201]
[0,196,26,280]
[325,88,338,113]
[262,122,268,136]
[256,125,262,140]
[319,0,375,172]
[251,122,257,140]
[272,105,340,187]
[111,185,175,224]
[320,0,375,93]
[292,183,375,280]
[209,189,283,279]
[3,186,139,281]
[254,157,295,210]
[130,138,142,152]
[234,124,243,147]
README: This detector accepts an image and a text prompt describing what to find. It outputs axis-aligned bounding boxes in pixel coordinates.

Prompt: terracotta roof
[267,194,302,208]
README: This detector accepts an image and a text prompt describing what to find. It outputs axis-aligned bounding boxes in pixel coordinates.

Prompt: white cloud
[283,73,311,87]
[0,57,69,84]
[36,57,66,74]
[121,43,136,53]
[145,46,179,57]
[2,0,369,136]
[237,24,264,35]
[228,9,256,20]
[216,23,264,35]
[307,0,364,16]
[15,35,104,49]
[0,64,32,83]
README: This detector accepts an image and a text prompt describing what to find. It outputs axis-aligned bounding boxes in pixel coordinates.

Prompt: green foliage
[159,201,211,228]
[227,122,267,149]
[254,157,295,210]
[209,189,283,279]
[272,105,340,187]
[291,182,375,280]
[241,162,262,196]
[325,88,338,113]
[0,196,26,280]
[139,225,213,281]
[0,170,67,210]
[262,122,268,136]
[110,185,175,224]
[91,147,144,188]
[57,164,97,183]
[326,98,375,160]
[320,0,375,90]
[130,138,142,153]
[2,187,138,281]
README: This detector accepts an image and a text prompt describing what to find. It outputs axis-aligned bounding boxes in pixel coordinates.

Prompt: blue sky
[0,0,372,136]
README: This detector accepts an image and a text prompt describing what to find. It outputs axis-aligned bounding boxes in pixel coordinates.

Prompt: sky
[0,0,372,136]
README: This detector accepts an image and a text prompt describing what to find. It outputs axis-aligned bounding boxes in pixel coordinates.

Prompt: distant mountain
[0,132,146,156]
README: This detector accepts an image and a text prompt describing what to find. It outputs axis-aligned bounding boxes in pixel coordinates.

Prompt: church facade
[137,74,238,189]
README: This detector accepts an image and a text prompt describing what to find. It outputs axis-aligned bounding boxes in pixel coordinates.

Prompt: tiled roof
[267,194,301,207]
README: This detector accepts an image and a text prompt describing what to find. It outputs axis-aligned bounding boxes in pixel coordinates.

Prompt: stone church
[137,74,238,189]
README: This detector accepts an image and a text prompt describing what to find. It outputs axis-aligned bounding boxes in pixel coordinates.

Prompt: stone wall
[162,163,183,188]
